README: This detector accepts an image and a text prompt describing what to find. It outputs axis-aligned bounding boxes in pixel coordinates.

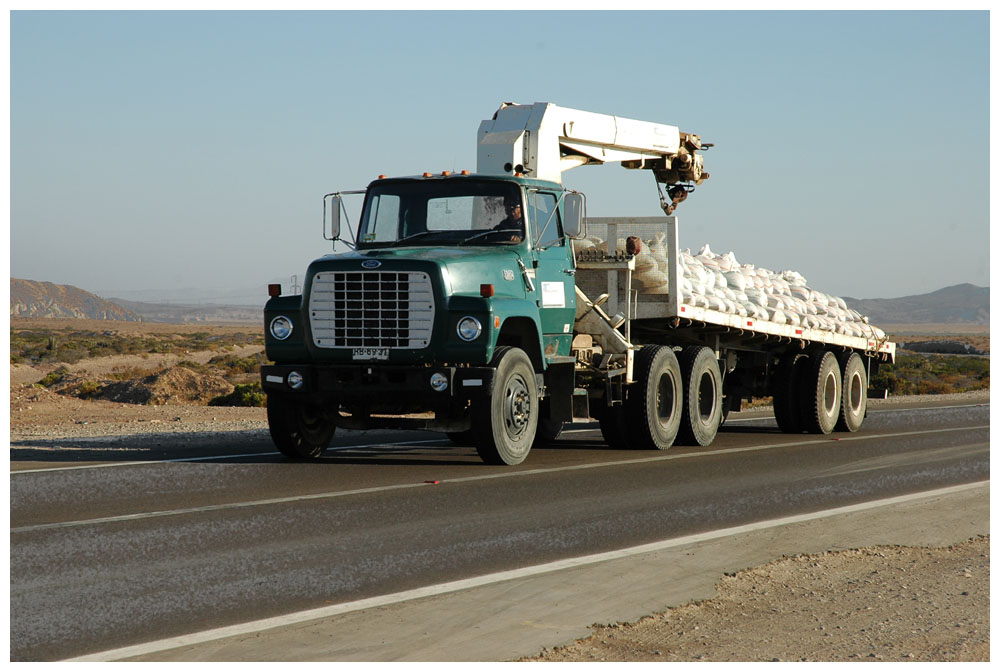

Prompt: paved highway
[9,400,989,661]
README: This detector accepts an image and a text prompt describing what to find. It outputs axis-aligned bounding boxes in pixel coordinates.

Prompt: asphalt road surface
[9,400,989,661]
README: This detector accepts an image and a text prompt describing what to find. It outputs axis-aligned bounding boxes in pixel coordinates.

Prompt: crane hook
[656,179,696,215]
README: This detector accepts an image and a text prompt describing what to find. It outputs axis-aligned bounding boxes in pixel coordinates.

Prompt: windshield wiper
[388,231,435,246]
[457,229,522,246]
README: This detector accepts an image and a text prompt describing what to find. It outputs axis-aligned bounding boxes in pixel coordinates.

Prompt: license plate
[352,347,389,361]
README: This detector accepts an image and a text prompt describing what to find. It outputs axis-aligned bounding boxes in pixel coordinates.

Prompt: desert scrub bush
[207,351,268,374]
[208,382,266,407]
[108,365,166,381]
[10,327,265,364]
[38,366,71,387]
[77,380,102,399]
[872,353,990,395]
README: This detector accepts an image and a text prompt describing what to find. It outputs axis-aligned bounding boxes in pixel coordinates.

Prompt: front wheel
[472,347,538,465]
[266,394,336,458]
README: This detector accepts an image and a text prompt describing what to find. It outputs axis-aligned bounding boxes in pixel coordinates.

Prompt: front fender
[486,296,545,369]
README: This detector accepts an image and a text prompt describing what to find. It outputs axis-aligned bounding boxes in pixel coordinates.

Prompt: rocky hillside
[10,279,141,321]
[845,284,989,325]
[108,298,262,324]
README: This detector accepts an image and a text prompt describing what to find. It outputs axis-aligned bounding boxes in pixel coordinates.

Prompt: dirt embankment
[526,537,988,662]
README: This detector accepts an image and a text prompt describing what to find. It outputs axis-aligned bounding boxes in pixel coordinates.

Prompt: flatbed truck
[261,102,895,465]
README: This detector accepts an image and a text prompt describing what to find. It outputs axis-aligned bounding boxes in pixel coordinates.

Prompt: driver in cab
[492,194,524,242]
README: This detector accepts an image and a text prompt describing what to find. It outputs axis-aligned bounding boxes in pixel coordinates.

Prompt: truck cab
[261,172,585,464]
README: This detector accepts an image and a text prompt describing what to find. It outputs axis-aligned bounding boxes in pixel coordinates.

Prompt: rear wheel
[472,347,538,465]
[773,353,807,434]
[625,345,683,450]
[676,346,723,446]
[801,350,842,434]
[266,394,336,458]
[836,352,867,432]
[597,405,631,450]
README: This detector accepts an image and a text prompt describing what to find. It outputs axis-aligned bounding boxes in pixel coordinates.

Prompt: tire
[266,393,336,458]
[773,353,807,434]
[800,350,842,435]
[533,416,565,447]
[446,430,475,446]
[836,352,867,432]
[597,405,631,450]
[624,345,683,450]
[676,346,724,446]
[472,347,538,465]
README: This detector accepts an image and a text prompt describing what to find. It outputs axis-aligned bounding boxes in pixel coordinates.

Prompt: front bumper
[261,364,496,401]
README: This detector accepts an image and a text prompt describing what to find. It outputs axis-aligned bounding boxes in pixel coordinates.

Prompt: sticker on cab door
[541,281,566,308]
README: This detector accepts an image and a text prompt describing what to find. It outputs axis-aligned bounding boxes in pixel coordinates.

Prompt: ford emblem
[361,260,382,269]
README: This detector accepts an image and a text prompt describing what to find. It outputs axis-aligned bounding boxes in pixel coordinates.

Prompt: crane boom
[476,102,709,187]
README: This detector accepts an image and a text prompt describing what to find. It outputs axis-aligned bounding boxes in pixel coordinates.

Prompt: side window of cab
[528,191,563,248]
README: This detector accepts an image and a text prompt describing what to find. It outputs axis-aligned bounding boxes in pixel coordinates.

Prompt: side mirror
[325,194,342,241]
[563,192,585,239]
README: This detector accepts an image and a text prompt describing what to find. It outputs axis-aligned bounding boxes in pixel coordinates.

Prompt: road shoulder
[113,482,989,662]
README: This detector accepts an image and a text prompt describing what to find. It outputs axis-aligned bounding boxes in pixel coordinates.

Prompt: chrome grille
[309,271,434,348]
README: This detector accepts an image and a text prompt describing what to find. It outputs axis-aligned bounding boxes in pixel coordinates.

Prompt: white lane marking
[65,480,989,662]
[11,424,989,534]
[10,439,443,475]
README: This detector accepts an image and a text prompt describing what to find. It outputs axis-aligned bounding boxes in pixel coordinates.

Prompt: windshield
[357,180,524,247]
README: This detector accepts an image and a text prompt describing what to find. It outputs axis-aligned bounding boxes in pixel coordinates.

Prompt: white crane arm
[476,102,709,186]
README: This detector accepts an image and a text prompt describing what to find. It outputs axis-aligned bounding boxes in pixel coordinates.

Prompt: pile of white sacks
[575,234,886,340]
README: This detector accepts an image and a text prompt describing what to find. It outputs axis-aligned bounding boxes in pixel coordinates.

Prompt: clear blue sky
[10,10,990,303]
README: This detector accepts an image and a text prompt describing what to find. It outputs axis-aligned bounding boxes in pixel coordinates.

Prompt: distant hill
[844,284,989,325]
[10,278,141,321]
[108,298,262,324]
[11,278,989,327]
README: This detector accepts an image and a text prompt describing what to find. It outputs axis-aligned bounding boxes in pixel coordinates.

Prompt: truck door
[527,189,576,356]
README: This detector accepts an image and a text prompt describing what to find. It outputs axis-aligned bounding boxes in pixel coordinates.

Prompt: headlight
[430,372,448,392]
[270,316,293,340]
[287,371,304,389]
[457,316,482,341]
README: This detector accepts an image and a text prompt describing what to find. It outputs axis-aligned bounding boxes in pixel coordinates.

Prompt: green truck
[261,102,895,465]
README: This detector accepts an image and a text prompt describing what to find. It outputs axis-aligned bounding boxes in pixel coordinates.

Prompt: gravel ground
[525,537,989,662]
